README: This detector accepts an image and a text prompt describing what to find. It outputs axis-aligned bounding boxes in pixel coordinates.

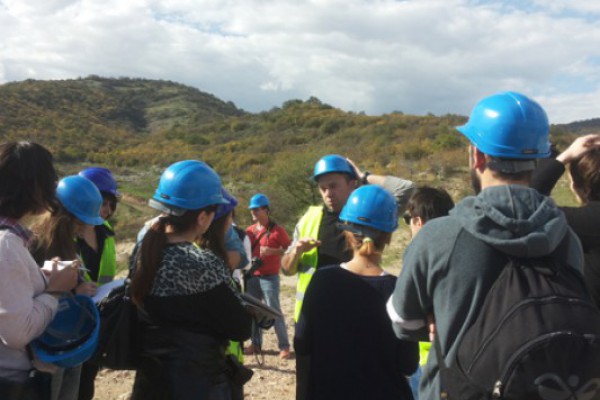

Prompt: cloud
[0,0,598,123]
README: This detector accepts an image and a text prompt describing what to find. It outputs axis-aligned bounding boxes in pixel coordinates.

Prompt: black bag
[437,252,600,400]
[90,282,140,370]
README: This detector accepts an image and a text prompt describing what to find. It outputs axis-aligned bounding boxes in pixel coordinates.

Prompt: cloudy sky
[1,0,599,123]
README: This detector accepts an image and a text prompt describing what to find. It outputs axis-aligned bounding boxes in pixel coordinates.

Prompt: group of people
[1,90,600,400]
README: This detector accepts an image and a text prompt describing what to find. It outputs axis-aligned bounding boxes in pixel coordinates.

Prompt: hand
[345,158,364,180]
[427,314,436,342]
[557,134,600,164]
[46,261,79,293]
[295,238,321,254]
[75,282,98,296]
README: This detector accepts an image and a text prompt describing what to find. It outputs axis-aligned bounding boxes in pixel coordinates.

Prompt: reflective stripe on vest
[294,206,323,322]
[82,221,117,286]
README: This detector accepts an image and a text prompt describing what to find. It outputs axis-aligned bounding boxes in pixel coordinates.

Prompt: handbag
[89,281,140,370]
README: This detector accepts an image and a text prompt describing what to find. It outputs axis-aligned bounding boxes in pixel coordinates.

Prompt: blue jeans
[409,366,422,400]
[246,275,289,350]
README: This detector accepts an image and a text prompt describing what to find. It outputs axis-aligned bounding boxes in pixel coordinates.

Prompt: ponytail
[343,230,392,257]
[131,216,168,306]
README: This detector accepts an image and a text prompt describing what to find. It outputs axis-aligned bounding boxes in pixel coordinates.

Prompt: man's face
[317,173,356,213]
[250,206,269,224]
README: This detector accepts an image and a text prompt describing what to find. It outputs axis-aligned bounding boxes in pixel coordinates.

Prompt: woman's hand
[557,134,600,164]
[46,260,79,293]
[75,282,98,296]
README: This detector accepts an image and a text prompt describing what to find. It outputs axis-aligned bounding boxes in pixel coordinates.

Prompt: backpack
[436,245,600,400]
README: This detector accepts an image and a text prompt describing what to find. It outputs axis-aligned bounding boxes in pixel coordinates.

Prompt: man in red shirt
[245,193,291,359]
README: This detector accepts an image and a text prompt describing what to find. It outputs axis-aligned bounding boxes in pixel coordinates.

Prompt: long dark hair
[197,211,230,265]
[131,205,216,306]
[0,141,59,219]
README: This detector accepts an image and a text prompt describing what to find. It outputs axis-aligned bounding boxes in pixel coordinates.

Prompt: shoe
[244,344,260,355]
[279,348,291,360]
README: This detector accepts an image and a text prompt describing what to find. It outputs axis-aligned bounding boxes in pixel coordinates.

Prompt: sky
[1,0,600,123]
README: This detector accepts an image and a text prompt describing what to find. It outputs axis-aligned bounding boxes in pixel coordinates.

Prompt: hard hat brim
[148,198,187,216]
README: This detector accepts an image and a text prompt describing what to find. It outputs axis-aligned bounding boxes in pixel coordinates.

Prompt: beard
[470,168,481,195]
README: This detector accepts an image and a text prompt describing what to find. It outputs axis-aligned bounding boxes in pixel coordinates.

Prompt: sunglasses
[403,213,412,225]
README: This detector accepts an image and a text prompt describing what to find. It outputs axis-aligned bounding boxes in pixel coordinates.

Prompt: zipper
[466,296,594,374]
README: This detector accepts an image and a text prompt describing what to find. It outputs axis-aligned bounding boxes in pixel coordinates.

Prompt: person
[295,185,419,400]
[29,175,106,400]
[75,167,120,400]
[244,193,291,359]
[199,188,248,273]
[0,141,79,400]
[531,133,600,307]
[281,154,414,322]
[402,187,454,400]
[386,92,584,399]
[129,160,252,400]
[403,186,455,238]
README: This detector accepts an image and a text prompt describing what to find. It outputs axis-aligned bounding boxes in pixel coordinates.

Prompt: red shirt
[246,222,291,276]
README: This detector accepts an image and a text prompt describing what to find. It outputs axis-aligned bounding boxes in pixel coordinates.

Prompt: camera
[245,257,263,278]
[251,257,263,270]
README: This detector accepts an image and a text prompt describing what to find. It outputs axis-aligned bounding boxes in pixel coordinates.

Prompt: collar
[0,216,33,246]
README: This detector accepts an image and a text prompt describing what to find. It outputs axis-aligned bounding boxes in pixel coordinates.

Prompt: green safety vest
[294,206,324,322]
[82,221,117,286]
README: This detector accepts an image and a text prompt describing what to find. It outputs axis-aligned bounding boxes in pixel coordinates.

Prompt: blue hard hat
[149,160,227,216]
[457,91,551,159]
[79,167,120,197]
[312,154,357,181]
[248,193,270,209]
[215,188,238,220]
[31,295,100,368]
[57,176,104,226]
[339,185,398,233]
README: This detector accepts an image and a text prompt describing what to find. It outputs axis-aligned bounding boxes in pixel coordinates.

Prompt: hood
[450,185,568,258]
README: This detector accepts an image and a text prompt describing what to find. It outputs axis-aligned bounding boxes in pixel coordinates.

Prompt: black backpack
[436,246,600,400]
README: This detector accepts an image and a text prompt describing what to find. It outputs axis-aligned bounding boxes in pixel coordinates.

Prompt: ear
[196,210,214,231]
[471,146,487,172]
[413,216,424,229]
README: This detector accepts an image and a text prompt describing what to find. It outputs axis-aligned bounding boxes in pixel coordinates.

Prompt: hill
[0,76,244,162]
[0,77,588,236]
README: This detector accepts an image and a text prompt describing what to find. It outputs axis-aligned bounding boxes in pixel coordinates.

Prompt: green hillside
[0,77,587,242]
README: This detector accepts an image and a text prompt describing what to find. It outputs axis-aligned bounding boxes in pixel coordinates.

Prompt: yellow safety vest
[82,221,117,286]
[294,206,324,322]
[419,342,431,366]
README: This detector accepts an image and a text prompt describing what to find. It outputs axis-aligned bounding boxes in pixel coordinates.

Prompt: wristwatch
[361,171,371,185]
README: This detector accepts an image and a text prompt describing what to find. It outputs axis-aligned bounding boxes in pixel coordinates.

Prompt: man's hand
[295,238,321,254]
[281,238,321,276]
[427,314,436,342]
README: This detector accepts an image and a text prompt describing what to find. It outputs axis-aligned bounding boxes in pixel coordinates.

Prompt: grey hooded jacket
[387,185,583,400]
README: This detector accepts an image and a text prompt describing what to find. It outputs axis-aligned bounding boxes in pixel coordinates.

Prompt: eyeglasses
[403,213,412,225]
